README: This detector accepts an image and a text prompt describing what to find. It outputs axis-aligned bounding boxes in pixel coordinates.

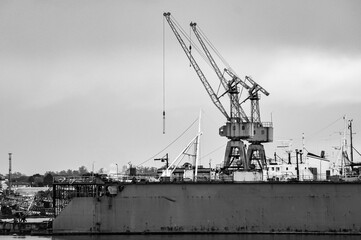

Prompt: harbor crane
[223,69,272,168]
[163,12,273,172]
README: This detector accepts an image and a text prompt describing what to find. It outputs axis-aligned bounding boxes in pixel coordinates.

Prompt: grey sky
[1,0,360,175]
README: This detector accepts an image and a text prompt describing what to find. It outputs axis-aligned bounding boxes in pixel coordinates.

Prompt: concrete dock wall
[53,182,361,234]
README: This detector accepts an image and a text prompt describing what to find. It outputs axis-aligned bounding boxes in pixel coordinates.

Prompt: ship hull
[53,182,361,234]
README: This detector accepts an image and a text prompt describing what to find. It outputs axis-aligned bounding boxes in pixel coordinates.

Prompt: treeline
[0,166,91,187]
[0,165,158,187]
[133,166,158,174]
[44,165,89,176]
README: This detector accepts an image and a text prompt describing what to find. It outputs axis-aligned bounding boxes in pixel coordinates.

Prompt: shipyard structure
[52,12,361,234]
[51,179,361,234]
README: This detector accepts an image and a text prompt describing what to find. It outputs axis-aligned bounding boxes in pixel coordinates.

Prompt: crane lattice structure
[164,12,273,172]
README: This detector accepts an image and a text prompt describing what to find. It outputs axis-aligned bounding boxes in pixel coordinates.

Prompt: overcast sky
[1,0,361,175]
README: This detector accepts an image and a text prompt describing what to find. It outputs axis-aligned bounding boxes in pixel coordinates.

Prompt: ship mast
[194,110,202,181]
[341,116,348,177]
[349,119,354,165]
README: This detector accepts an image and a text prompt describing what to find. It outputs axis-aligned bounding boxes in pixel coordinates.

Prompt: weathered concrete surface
[53,182,361,234]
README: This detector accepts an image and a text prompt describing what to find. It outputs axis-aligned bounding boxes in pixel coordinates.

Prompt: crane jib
[163,12,230,121]
[190,22,249,123]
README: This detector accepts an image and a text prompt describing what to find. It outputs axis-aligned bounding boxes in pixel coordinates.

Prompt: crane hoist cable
[171,15,214,70]
[197,26,231,70]
[198,26,247,99]
[164,12,230,120]
[199,143,227,161]
[170,15,241,104]
[163,16,166,134]
[162,14,221,134]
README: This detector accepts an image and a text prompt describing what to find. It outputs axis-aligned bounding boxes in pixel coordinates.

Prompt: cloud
[263,48,361,105]
[0,56,103,109]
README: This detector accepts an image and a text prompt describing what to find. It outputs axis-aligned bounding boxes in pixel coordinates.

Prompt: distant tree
[136,166,158,174]
[43,173,54,186]
[29,174,44,187]
[28,175,35,183]
[15,175,29,183]
[45,171,56,176]
[6,171,25,179]
[34,176,44,187]
[78,166,88,175]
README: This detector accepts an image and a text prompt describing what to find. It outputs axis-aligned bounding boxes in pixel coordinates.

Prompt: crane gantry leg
[247,143,266,170]
[223,140,248,172]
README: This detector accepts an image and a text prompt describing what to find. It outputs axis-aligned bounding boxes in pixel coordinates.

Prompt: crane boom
[245,76,269,96]
[190,23,249,123]
[224,68,250,89]
[163,12,230,120]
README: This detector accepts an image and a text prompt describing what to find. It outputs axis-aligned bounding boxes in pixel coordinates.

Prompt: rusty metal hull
[53,182,361,234]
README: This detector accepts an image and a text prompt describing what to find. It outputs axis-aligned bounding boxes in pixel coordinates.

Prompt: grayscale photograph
[0,0,360,239]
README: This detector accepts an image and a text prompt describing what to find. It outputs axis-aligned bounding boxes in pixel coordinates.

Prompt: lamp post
[92,161,95,177]
[115,163,118,180]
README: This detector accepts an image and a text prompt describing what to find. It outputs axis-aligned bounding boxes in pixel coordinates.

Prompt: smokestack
[8,153,12,192]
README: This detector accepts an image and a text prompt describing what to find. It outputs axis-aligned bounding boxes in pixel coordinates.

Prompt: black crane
[163,12,273,172]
